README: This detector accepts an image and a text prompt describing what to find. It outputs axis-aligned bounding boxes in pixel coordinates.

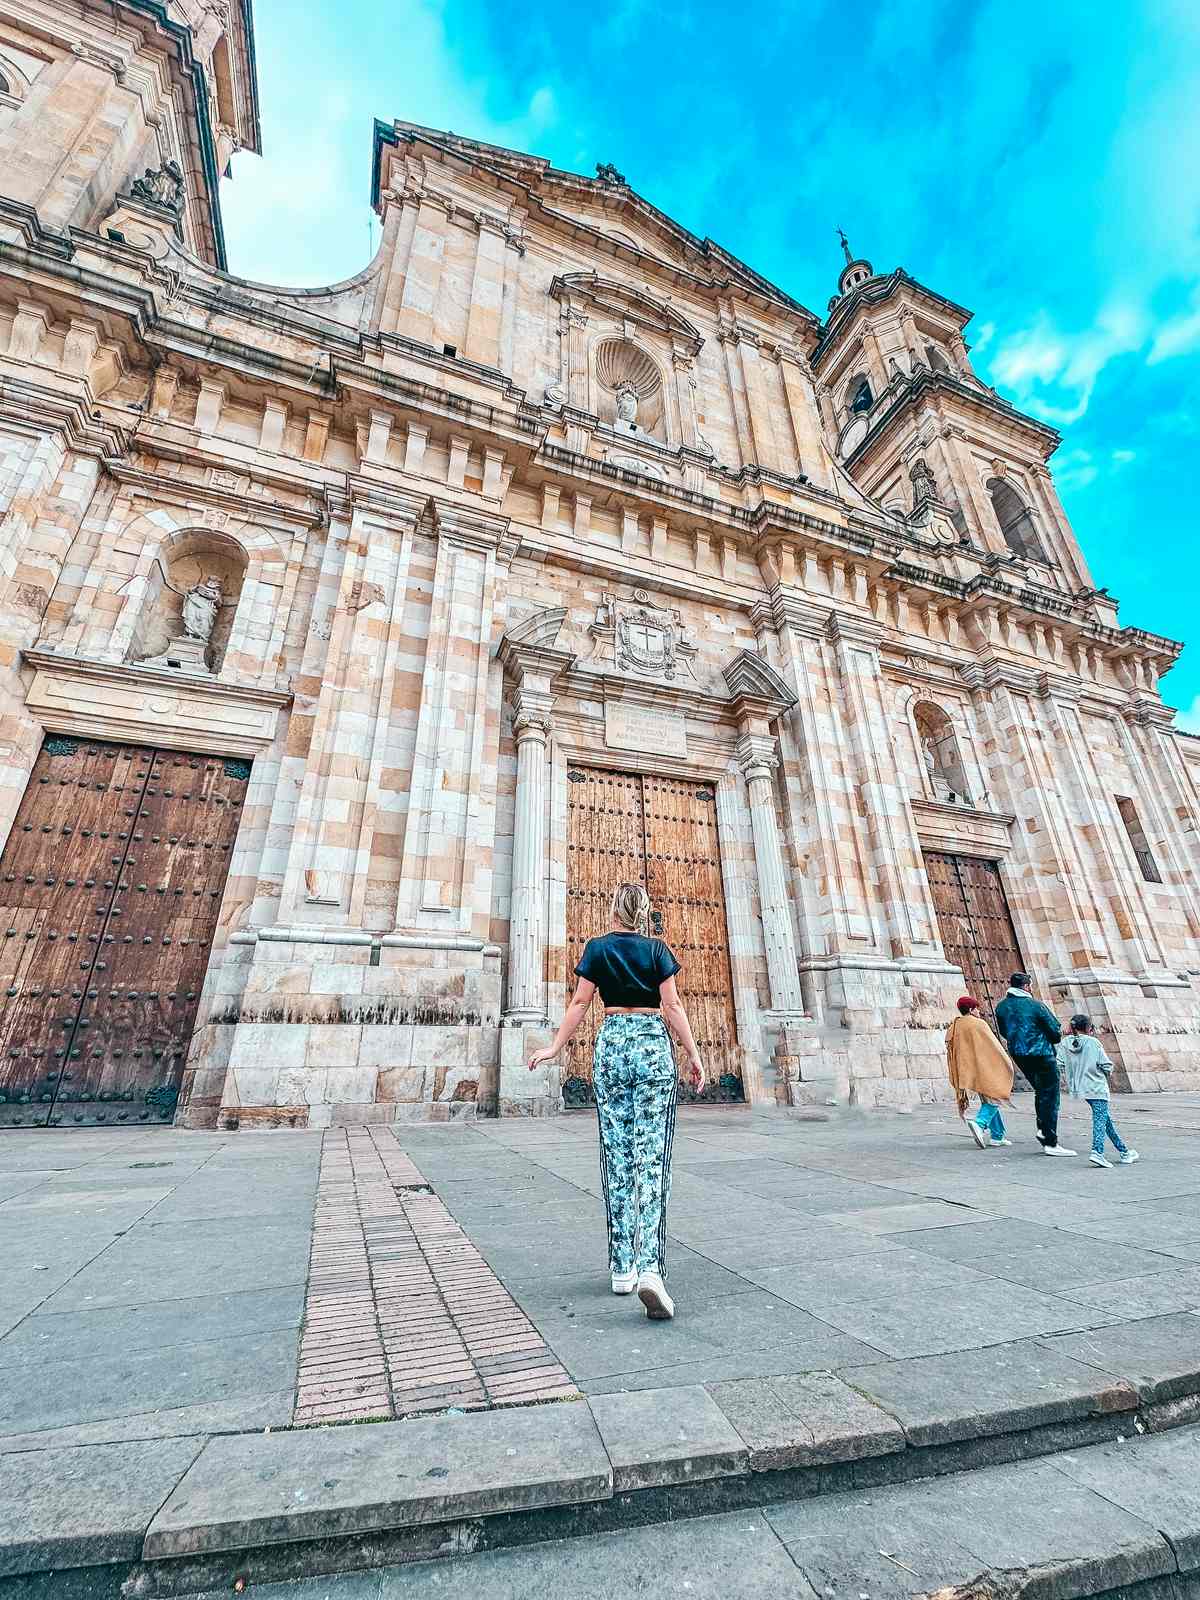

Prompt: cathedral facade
[1,0,1199,1131]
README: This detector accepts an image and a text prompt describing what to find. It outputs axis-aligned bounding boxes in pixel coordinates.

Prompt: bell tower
[0,0,260,268]
[811,242,1106,616]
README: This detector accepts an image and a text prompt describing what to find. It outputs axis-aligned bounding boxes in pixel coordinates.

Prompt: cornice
[22,648,292,708]
[0,375,128,457]
[104,456,326,529]
[843,368,1061,469]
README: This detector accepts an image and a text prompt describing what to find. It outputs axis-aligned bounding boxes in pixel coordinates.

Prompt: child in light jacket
[1058,1014,1140,1169]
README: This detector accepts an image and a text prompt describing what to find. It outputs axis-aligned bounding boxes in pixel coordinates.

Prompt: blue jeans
[972,1100,1007,1141]
[594,1014,678,1277]
[1088,1098,1127,1157]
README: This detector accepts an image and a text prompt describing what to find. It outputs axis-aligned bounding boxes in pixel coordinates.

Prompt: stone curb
[3,1317,1199,1589]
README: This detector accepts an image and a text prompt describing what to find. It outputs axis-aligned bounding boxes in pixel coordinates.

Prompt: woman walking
[528,883,704,1320]
[945,996,1015,1149]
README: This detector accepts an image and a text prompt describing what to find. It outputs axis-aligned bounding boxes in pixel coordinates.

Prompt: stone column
[497,609,574,1114]
[506,703,551,1019]
[736,732,805,1015]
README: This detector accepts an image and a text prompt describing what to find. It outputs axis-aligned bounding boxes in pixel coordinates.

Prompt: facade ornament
[614,383,639,432]
[909,457,938,505]
[585,591,698,682]
[129,160,185,217]
[542,378,565,406]
[607,448,666,479]
[595,161,627,187]
[182,574,223,642]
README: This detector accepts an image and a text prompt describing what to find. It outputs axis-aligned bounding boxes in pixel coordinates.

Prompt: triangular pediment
[723,650,797,709]
[374,121,821,327]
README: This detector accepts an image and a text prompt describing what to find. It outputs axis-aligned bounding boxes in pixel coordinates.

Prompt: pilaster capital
[1123,693,1175,729]
[513,705,552,744]
[430,499,513,555]
[825,612,885,650]
[736,732,779,783]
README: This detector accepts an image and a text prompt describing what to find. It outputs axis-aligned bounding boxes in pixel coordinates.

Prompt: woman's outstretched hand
[528,1046,558,1071]
[684,1052,704,1089]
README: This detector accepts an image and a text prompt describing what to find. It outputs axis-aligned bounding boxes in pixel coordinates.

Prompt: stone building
[1,0,1199,1132]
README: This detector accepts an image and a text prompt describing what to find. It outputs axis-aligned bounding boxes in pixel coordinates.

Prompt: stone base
[498,1019,559,1117]
[140,636,212,675]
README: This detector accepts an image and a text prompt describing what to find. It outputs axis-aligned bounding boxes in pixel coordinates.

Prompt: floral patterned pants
[593,1014,679,1277]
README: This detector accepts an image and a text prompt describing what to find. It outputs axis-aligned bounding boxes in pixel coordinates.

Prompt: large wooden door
[924,850,1025,1017]
[0,737,248,1129]
[564,766,742,1106]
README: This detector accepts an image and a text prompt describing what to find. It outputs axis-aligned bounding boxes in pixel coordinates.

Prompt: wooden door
[0,737,248,1129]
[563,766,742,1105]
[923,850,1025,1017]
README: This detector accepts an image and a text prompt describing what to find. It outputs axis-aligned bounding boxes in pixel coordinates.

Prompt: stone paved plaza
[3,1096,1200,1446]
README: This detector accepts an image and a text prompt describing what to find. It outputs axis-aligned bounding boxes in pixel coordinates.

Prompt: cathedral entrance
[563,766,743,1106]
[0,737,248,1129]
[923,850,1026,1017]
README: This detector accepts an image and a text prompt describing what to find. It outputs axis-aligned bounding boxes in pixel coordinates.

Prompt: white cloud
[1175,695,1200,734]
[1148,290,1200,364]
[988,303,1147,424]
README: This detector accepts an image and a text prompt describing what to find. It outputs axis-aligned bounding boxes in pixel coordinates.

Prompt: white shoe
[992,1138,1013,1147]
[1043,1144,1077,1157]
[1090,1153,1113,1168]
[637,1271,675,1320]
[611,1270,637,1295]
[1119,1150,1140,1165]
[969,1121,990,1150]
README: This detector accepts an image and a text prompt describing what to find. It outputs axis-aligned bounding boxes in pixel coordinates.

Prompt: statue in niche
[614,383,640,435]
[182,574,223,642]
[923,736,956,802]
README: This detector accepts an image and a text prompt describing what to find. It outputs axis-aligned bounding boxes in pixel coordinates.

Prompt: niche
[594,338,666,442]
[913,701,972,805]
[129,530,247,676]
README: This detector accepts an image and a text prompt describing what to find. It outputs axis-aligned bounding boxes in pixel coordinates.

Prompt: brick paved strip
[292,1127,577,1426]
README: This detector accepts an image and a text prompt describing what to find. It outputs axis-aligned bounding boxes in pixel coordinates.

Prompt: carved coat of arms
[585,588,698,683]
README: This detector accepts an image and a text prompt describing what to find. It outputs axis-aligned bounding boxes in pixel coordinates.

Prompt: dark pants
[1014,1055,1061,1147]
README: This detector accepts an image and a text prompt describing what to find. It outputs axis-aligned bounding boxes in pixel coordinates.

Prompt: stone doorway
[923,850,1025,1018]
[0,737,248,1128]
[563,765,742,1106]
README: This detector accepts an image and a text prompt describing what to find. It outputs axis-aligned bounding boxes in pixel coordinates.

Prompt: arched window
[848,375,873,415]
[987,477,1048,563]
[0,72,9,95]
[913,702,972,805]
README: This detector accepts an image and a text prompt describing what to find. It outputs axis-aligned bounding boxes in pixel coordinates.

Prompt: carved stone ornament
[595,161,627,186]
[128,160,185,217]
[582,592,698,683]
[181,574,223,642]
[607,448,666,480]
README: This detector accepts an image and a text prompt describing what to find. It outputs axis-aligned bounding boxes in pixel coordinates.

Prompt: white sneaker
[969,1121,990,1150]
[1119,1150,1140,1165]
[637,1271,675,1320]
[611,1270,637,1295]
[1043,1144,1077,1157]
[1089,1152,1113,1168]
[992,1138,1013,1147]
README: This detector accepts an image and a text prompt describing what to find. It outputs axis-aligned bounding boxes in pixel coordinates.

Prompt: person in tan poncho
[945,995,1015,1150]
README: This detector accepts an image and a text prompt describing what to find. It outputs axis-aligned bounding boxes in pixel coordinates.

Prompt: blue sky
[221,0,1200,721]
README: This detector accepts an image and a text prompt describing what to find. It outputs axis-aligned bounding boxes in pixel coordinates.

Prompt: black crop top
[574,932,681,1008]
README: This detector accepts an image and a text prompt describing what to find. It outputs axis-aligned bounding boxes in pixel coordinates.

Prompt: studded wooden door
[0,737,249,1129]
[564,766,742,1106]
[923,850,1025,1018]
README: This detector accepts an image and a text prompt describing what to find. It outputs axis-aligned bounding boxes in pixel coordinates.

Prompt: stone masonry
[0,0,1198,1130]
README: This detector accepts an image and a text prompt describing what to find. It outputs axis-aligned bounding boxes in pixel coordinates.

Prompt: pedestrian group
[947,972,1139,1169]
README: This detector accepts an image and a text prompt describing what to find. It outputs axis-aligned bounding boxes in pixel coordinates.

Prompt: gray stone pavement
[2,1097,1200,1446]
[175,1425,1200,1600]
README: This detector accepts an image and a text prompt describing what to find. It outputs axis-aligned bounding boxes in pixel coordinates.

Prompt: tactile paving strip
[294,1126,577,1426]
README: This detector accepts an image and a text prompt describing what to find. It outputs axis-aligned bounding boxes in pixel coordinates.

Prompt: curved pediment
[723,649,797,711]
[550,273,703,355]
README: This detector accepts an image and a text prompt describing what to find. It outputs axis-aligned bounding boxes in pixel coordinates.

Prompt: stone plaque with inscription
[605,700,687,758]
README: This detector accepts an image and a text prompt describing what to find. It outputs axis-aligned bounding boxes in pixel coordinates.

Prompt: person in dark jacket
[995,973,1075,1156]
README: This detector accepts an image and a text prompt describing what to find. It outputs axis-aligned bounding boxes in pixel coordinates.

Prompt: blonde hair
[610,881,650,935]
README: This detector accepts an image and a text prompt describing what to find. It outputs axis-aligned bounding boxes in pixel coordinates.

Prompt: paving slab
[1052,1427,1200,1571]
[0,1436,204,1577]
[0,1390,295,1454]
[765,1453,1173,1599]
[144,1400,613,1558]
[0,1285,304,1366]
[0,1325,299,1437]
[707,1370,905,1471]
[578,1336,887,1396]
[840,1338,1138,1446]
[1040,1311,1200,1401]
[588,1383,749,1490]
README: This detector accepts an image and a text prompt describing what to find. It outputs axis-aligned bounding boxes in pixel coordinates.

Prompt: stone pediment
[550,273,703,355]
[723,650,797,711]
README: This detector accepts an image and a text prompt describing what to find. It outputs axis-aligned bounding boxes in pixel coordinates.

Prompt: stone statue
[129,160,185,217]
[181,574,223,642]
[909,457,938,506]
[615,384,639,432]
[923,735,956,802]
